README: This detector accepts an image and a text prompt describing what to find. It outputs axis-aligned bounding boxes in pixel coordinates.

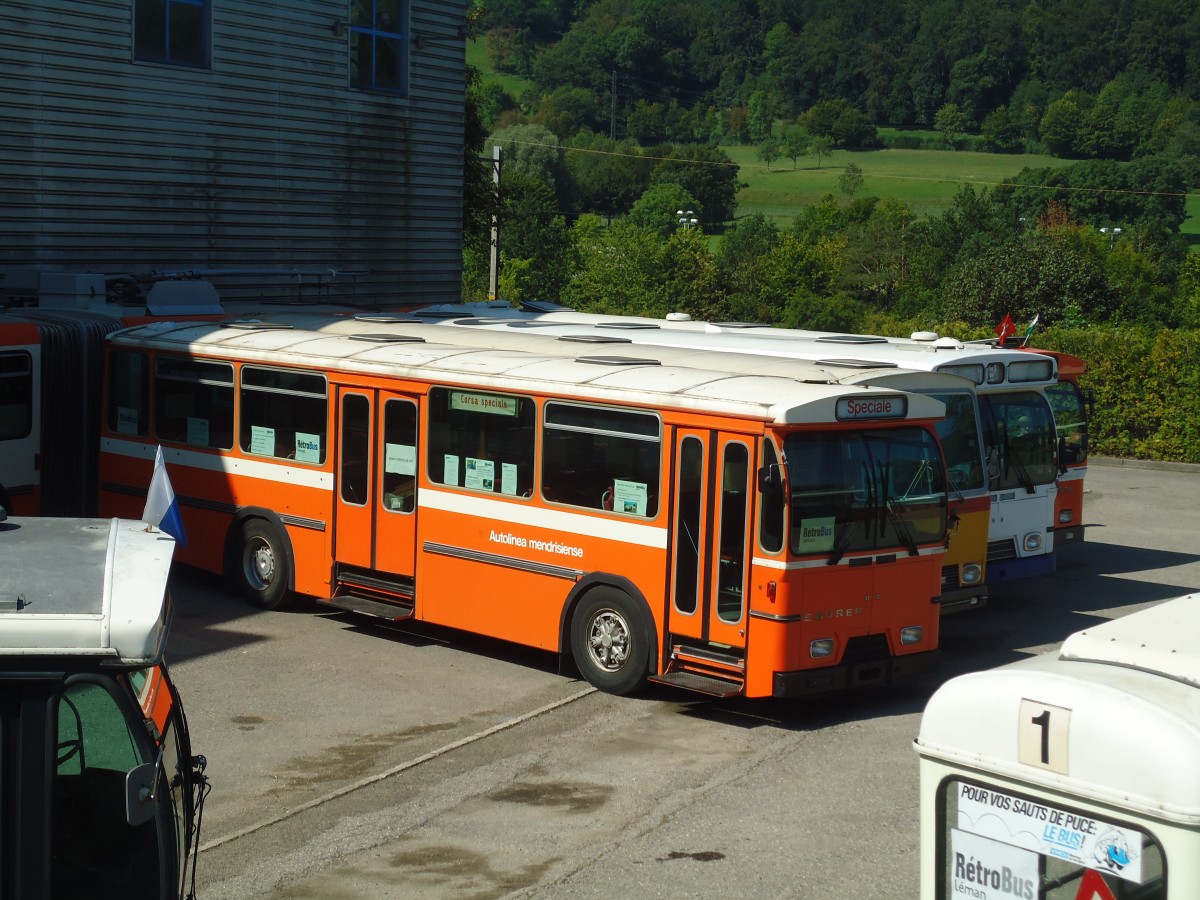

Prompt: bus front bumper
[772,650,939,698]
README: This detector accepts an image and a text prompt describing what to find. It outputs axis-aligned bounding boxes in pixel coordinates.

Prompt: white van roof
[916,593,1200,824]
[0,517,176,666]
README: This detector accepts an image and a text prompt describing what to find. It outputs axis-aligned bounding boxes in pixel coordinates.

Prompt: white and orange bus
[97,319,953,699]
[242,309,988,613]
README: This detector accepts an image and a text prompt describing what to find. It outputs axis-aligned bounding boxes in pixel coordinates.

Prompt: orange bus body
[98,320,952,699]
[1025,347,1089,548]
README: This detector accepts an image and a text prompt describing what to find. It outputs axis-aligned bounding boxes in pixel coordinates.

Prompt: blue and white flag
[143,445,188,548]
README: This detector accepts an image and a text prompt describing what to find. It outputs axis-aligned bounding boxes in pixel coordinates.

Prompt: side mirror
[125,761,158,827]
[757,464,782,493]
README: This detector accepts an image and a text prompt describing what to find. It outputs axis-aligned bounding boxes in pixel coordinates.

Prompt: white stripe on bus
[101,438,335,491]
[420,488,669,549]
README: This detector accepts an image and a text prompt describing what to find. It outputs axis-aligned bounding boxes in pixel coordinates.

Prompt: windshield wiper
[827,520,858,566]
[885,499,920,557]
[1004,440,1035,494]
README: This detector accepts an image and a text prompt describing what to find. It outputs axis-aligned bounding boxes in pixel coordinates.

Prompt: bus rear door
[659,429,751,694]
[331,387,419,616]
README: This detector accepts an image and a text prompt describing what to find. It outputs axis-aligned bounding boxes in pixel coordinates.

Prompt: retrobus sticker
[465,457,495,491]
[501,462,518,496]
[956,783,1143,883]
[295,432,321,464]
[117,406,139,435]
[385,442,416,476]
[949,828,1038,900]
[797,516,836,553]
[612,479,647,515]
[250,424,275,456]
[186,416,209,446]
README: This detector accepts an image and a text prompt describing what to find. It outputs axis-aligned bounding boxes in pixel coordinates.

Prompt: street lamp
[1100,226,1122,248]
[676,209,698,229]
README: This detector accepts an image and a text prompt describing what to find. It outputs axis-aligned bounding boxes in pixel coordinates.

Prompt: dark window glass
[340,394,370,505]
[134,0,208,68]
[717,443,749,623]
[0,351,33,440]
[673,437,703,615]
[541,401,660,516]
[427,387,534,497]
[154,357,234,449]
[979,390,1058,490]
[350,0,408,94]
[105,350,150,438]
[239,366,328,464]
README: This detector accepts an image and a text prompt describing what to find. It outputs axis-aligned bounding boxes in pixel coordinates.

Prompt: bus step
[318,593,414,621]
[649,670,743,698]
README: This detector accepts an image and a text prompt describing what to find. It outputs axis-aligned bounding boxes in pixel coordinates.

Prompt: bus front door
[667,430,750,672]
[335,389,419,584]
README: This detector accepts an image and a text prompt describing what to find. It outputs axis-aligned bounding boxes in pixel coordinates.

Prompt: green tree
[934,103,970,148]
[626,183,700,240]
[838,163,864,198]
[650,145,740,226]
[782,130,809,168]
[495,172,571,302]
[747,90,778,143]
[979,106,1023,153]
[1039,92,1089,157]
[757,140,782,171]
[809,136,833,168]
[564,133,651,219]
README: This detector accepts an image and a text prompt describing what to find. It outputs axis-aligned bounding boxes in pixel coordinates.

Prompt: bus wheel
[233,519,292,610]
[570,588,649,696]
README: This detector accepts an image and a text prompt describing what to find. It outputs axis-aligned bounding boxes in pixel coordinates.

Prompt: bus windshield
[979,391,1058,491]
[784,427,946,561]
[931,391,985,495]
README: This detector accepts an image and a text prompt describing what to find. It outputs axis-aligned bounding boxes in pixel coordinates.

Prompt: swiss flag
[994,312,1016,343]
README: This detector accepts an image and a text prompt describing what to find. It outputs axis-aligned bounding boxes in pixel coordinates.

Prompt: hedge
[1033,326,1200,464]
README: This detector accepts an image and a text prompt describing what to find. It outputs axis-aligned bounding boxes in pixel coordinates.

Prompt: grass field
[728,144,1071,221]
[467,40,1199,246]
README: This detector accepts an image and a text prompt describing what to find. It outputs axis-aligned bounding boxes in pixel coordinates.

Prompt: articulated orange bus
[97,320,952,699]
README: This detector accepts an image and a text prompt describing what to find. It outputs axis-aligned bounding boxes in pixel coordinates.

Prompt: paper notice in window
[187,416,209,446]
[501,462,518,496]
[613,479,647,516]
[443,454,459,486]
[385,442,416,475]
[250,425,275,456]
[465,457,495,491]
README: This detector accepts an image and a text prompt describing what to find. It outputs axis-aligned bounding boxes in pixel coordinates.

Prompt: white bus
[411,303,1062,590]
[916,593,1200,899]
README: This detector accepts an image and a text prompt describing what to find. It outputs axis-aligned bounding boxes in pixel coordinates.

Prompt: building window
[134,0,209,68]
[350,0,408,94]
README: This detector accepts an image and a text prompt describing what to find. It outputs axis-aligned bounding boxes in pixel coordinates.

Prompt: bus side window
[53,680,163,899]
[426,387,533,496]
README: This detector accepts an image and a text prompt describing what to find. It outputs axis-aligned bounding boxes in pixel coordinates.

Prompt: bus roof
[410,304,1059,390]
[0,517,176,667]
[240,311,978,398]
[110,320,948,426]
[915,593,1200,824]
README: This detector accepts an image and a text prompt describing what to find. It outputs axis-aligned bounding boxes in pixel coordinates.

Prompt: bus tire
[570,587,649,696]
[232,518,293,610]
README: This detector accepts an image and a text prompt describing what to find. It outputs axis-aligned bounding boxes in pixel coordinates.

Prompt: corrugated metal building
[0,0,468,308]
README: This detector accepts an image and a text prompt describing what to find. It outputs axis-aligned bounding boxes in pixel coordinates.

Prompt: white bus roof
[242,311,978,398]
[915,593,1200,824]
[409,303,1058,391]
[0,517,176,666]
[110,320,947,427]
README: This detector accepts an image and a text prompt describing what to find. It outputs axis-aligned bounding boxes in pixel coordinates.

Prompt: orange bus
[97,319,952,699]
[1025,348,1090,549]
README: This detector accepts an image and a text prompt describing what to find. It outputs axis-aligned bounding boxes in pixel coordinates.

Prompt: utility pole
[611,70,617,141]
[489,145,501,301]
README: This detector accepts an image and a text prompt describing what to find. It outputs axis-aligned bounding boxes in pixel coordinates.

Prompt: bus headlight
[1023,532,1044,552]
[809,639,835,659]
[1059,509,1074,524]
[900,626,924,645]
[961,564,982,585]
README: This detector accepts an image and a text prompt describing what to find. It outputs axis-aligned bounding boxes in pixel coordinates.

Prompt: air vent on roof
[815,334,889,344]
[415,310,462,319]
[710,321,770,328]
[597,322,661,330]
[576,356,662,366]
[557,335,633,344]
[520,300,576,312]
[819,358,897,369]
[353,313,422,324]
[348,333,426,343]
[225,320,293,330]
